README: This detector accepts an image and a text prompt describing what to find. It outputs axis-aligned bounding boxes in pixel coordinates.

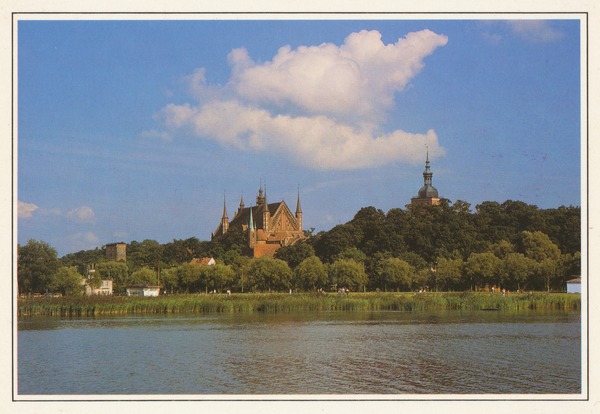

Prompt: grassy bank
[17,292,581,317]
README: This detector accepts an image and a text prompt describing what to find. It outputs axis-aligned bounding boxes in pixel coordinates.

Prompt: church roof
[417,185,439,199]
[228,202,283,232]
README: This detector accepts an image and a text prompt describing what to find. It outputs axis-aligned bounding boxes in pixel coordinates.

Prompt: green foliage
[51,266,83,296]
[18,239,60,294]
[330,259,367,292]
[246,257,293,292]
[25,199,580,296]
[295,256,328,291]
[129,268,159,286]
[274,242,315,269]
[17,292,581,317]
[521,231,561,262]
[465,252,502,288]
[435,257,464,291]
[204,263,235,293]
[379,258,413,292]
[95,262,129,294]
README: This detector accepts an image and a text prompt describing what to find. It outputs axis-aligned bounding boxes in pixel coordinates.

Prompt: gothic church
[212,186,306,258]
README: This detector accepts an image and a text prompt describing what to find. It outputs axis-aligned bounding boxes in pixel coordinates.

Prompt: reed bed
[17,292,580,317]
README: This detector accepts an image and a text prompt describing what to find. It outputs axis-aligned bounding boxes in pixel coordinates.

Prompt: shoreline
[17,292,581,317]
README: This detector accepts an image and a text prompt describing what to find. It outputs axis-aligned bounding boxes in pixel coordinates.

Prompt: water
[17,310,581,395]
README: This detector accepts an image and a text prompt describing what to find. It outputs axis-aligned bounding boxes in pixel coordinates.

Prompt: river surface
[17,310,581,395]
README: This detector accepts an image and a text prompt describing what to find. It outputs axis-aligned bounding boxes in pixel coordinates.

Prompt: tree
[435,257,464,291]
[295,256,328,291]
[503,253,535,290]
[129,268,159,286]
[95,261,129,294]
[520,231,561,262]
[330,259,367,292]
[176,263,205,293]
[246,257,293,292]
[519,231,562,292]
[465,252,502,290]
[334,247,367,264]
[51,266,83,296]
[18,239,60,294]
[379,258,413,292]
[161,267,179,294]
[274,242,315,269]
[205,264,235,293]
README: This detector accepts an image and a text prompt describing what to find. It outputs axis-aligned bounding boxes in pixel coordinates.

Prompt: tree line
[17,199,581,295]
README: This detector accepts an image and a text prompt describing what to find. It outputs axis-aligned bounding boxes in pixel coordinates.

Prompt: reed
[17,292,580,317]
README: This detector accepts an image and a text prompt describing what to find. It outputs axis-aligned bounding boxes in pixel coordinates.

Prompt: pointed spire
[222,191,228,220]
[239,193,245,211]
[423,145,433,186]
[256,179,265,206]
[248,206,255,232]
[296,186,302,214]
[262,183,269,212]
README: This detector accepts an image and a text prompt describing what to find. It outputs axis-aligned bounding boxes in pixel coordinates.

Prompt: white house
[125,284,161,297]
[566,277,581,294]
[81,278,113,295]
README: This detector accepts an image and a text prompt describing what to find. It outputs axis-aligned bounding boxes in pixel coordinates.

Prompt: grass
[17,291,581,317]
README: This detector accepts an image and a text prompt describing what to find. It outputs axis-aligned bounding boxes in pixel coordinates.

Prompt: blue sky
[16,18,582,257]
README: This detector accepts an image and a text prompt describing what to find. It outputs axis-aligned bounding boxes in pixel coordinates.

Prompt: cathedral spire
[238,193,245,212]
[248,205,255,232]
[262,184,269,212]
[296,187,302,214]
[222,192,228,220]
[256,179,265,206]
[423,145,433,187]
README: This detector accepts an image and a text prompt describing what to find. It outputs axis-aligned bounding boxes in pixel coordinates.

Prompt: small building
[191,257,216,266]
[81,278,113,295]
[106,242,127,261]
[566,277,581,294]
[125,284,160,297]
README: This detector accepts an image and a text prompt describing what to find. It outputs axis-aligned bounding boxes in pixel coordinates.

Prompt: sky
[16,17,583,258]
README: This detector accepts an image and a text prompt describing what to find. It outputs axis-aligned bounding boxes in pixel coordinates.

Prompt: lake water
[17,310,581,396]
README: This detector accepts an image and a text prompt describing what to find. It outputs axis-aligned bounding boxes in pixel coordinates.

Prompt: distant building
[212,185,306,258]
[411,147,442,206]
[81,278,113,295]
[81,264,113,295]
[191,257,216,266]
[106,242,127,261]
[125,284,160,297]
[566,277,581,294]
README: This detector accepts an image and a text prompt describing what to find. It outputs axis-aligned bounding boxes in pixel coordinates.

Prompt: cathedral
[411,147,442,206]
[212,185,306,258]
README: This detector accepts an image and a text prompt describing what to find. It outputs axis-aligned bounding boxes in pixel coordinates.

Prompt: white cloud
[506,20,565,43]
[160,100,444,170]
[65,206,96,224]
[154,29,448,170]
[84,231,99,243]
[67,232,100,251]
[228,29,448,122]
[18,201,38,218]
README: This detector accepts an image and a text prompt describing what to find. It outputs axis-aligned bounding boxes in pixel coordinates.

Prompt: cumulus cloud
[18,201,38,218]
[154,29,448,170]
[229,29,447,122]
[65,206,96,224]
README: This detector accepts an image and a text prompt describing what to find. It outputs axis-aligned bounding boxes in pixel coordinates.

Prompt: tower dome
[411,146,441,206]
